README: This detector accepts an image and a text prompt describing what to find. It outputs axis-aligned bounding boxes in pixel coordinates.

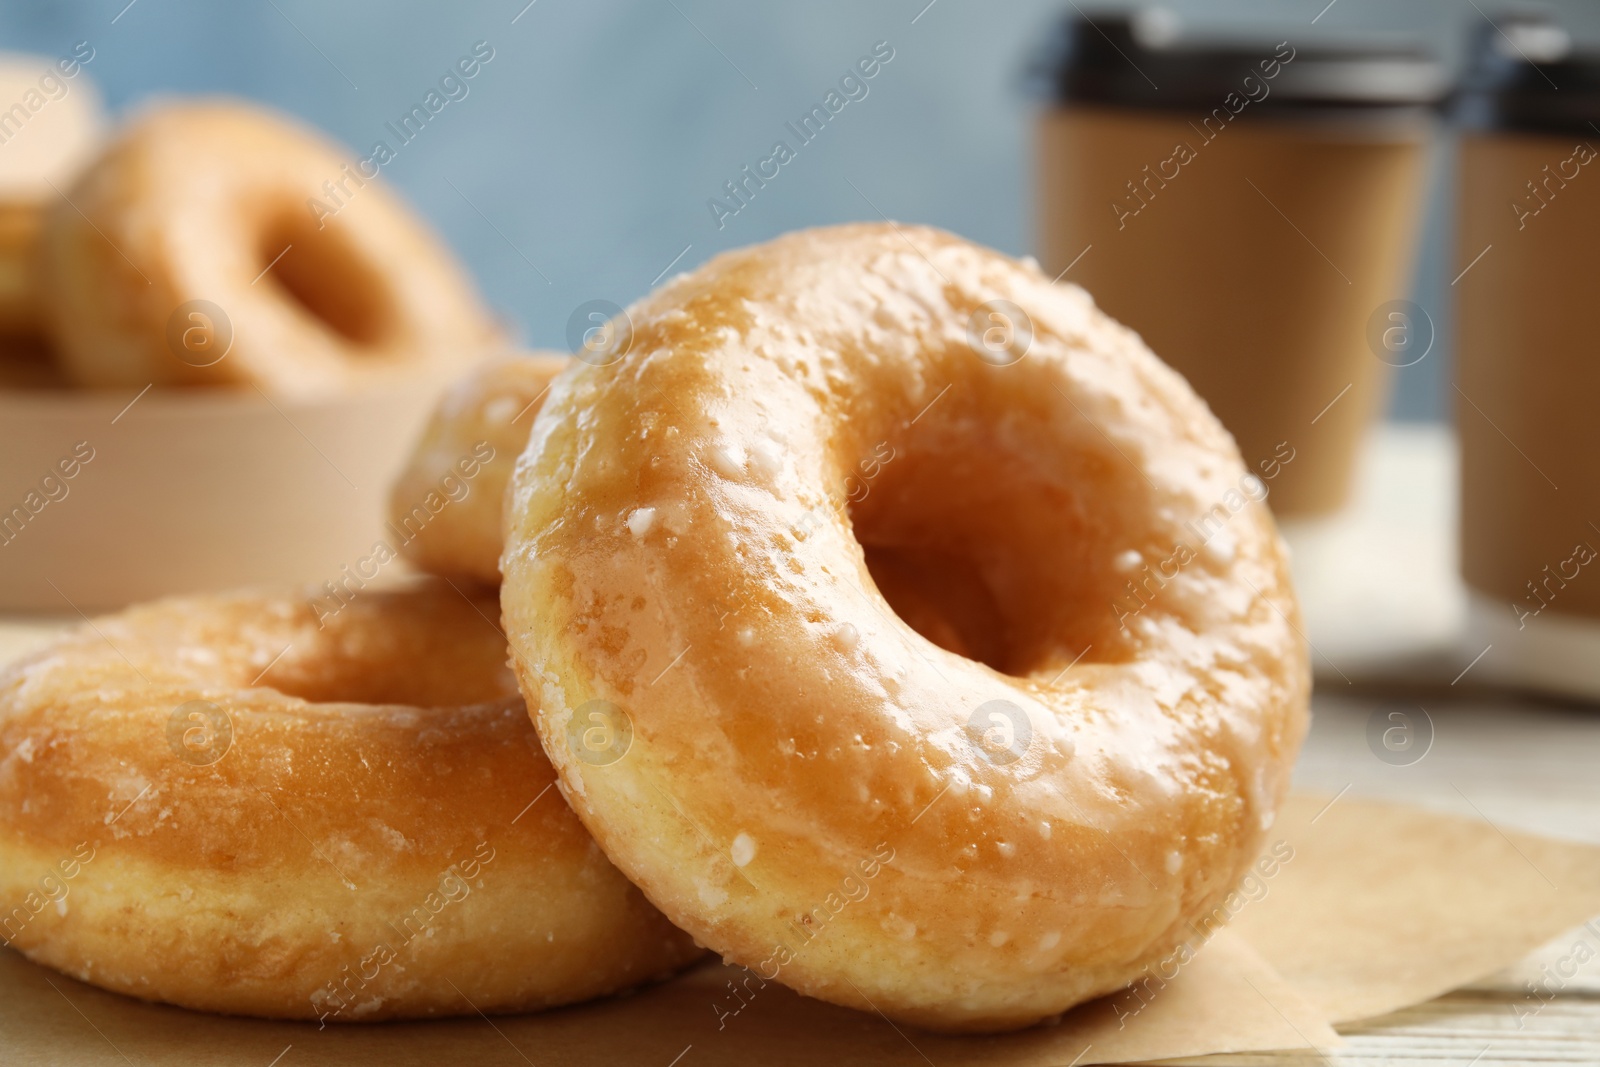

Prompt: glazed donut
[0,51,105,337]
[391,353,568,584]
[502,223,1309,1032]
[0,582,700,1020]
[42,99,500,395]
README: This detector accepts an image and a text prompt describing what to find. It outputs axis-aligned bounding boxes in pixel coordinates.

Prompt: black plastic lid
[1032,7,1447,115]
[1454,13,1600,136]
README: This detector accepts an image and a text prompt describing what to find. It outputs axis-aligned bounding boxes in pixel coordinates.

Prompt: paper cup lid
[1029,7,1447,115]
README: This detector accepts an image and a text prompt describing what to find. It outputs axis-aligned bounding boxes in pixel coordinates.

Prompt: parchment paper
[0,928,1336,1067]
[1230,792,1600,1024]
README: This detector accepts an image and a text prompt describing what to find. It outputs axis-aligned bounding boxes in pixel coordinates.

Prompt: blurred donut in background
[0,47,103,341]
[41,99,501,395]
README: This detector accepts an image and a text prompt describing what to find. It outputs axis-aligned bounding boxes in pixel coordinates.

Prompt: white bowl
[0,380,444,612]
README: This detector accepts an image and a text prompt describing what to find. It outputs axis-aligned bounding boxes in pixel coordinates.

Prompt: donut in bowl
[41,99,499,396]
[390,353,568,585]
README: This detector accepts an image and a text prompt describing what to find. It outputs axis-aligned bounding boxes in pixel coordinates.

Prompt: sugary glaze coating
[0,583,700,1020]
[41,99,500,395]
[501,224,1310,1032]
[391,353,568,585]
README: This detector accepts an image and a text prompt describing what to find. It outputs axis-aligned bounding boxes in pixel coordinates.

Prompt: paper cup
[0,380,445,612]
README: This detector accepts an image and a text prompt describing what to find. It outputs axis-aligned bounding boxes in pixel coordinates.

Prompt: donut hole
[861,544,1011,670]
[257,212,392,346]
[850,396,1148,677]
[260,591,517,707]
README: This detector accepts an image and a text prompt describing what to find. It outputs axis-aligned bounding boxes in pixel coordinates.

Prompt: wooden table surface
[2,426,1597,1065]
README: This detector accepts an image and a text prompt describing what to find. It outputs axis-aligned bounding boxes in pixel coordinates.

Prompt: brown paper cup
[1455,131,1600,697]
[1036,106,1429,517]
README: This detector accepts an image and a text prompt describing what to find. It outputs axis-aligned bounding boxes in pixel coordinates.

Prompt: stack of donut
[0,90,1309,1033]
